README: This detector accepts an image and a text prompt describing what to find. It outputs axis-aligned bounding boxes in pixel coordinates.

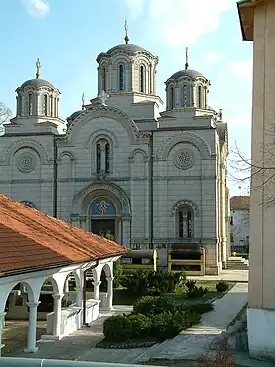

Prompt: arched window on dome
[96,138,111,174]
[43,94,48,115]
[28,93,33,115]
[102,66,107,92]
[140,65,146,93]
[18,95,22,116]
[118,64,124,91]
[170,86,175,109]
[177,205,193,239]
[198,85,202,108]
[182,85,190,107]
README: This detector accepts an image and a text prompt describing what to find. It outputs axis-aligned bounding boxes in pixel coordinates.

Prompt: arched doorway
[90,198,117,240]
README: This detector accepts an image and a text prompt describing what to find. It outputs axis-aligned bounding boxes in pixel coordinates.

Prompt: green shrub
[113,259,123,289]
[181,302,214,315]
[127,314,151,338]
[188,285,209,298]
[185,279,197,292]
[103,315,133,342]
[216,280,230,293]
[133,296,175,316]
[121,269,150,297]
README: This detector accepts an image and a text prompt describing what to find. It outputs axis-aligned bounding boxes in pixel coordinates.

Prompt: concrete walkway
[187,269,248,282]
[135,282,248,362]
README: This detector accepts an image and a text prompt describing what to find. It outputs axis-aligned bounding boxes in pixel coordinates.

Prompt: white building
[230,196,250,250]
[0,33,229,275]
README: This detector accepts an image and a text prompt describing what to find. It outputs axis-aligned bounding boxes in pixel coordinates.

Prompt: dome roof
[20,78,55,89]
[67,110,82,122]
[106,43,147,54]
[167,69,205,81]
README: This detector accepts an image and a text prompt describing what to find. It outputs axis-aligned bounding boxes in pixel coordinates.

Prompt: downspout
[149,132,154,249]
[53,137,58,218]
[83,259,99,326]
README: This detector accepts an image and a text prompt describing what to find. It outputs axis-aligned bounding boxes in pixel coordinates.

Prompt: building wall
[230,209,249,248]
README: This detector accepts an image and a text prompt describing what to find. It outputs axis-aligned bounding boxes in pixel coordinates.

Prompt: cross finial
[124,19,129,44]
[82,93,85,110]
[185,47,189,70]
[98,90,109,105]
[36,58,41,79]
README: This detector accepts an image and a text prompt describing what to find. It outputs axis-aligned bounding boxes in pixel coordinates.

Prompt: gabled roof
[0,195,127,277]
[230,196,250,210]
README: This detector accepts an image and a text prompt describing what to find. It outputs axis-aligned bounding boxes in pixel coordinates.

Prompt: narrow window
[43,95,48,115]
[105,142,110,173]
[198,85,202,108]
[119,64,124,91]
[102,67,106,91]
[140,65,145,93]
[96,143,101,173]
[178,207,193,239]
[18,96,22,115]
[28,93,33,115]
[183,85,189,107]
[170,87,174,109]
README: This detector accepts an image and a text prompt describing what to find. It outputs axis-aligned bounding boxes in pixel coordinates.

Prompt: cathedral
[0,29,230,275]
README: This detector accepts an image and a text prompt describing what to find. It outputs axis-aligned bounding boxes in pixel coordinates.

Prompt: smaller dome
[67,110,82,122]
[21,79,55,89]
[167,69,205,82]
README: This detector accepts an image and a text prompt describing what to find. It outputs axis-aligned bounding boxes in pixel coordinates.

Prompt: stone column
[92,281,101,300]
[192,83,196,107]
[106,277,114,310]
[0,312,6,357]
[75,286,82,307]
[122,217,131,247]
[64,278,69,294]
[24,301,40,353]
[52,294,63,338]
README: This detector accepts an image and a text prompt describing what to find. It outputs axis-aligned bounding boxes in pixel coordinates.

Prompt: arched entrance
[90,198,117,240]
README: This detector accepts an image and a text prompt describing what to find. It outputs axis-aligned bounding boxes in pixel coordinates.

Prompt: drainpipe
[148,132,154,249]
[83,259,99,326]
[53,137,58,218]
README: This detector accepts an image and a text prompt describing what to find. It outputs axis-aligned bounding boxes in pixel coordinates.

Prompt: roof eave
[237,0,255,41]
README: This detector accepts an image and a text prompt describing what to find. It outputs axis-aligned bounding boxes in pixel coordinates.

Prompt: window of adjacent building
[43,95,48,115]
[140,65,145,93]
[102,67,107,92]
[118,64,124,91]
[28,93,33,115]
[96,138,110,173]
[178,207,193,239]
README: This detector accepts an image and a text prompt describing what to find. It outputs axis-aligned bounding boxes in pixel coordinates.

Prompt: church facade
[0,38,230,275]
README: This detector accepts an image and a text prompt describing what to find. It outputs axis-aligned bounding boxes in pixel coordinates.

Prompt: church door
[90,199,117,240]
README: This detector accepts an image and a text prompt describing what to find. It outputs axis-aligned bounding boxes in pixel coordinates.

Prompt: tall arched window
[178,206,193,239]
[182,85,189,107]
[119,64,124,91]
[43,94,48,115]
[140,65,145,93]
[102,67,106,91]
[18,96,22,115]
[170,87,174,109]
[28,93,33,115]
[96,138,111,174]
[198,85,202,108]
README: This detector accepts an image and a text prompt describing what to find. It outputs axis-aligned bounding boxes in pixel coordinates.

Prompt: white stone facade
[0,43,229,275]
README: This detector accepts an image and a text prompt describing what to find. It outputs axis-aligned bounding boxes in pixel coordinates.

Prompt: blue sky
[0,0,252,195]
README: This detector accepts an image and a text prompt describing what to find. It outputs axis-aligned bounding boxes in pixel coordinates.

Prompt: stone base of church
[247,307,275,362]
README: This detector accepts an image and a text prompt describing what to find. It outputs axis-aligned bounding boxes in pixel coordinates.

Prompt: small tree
[0,102,11,135]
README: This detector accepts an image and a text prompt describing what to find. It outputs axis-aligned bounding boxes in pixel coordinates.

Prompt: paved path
[135,283,248,362]
[187,269,248,282]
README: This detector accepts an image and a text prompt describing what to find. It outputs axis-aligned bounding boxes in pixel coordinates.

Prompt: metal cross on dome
[98,90,109,105]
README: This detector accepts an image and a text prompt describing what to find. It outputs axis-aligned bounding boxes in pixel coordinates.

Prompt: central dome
[20,78,55,89]
[106,43,148,55]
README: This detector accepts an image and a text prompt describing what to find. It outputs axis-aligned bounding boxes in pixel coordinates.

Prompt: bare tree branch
[0,102,11,135]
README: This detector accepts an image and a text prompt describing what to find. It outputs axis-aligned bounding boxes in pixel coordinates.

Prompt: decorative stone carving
[17,153,37,173]
[171,199,199,217]
[174,149,194,170]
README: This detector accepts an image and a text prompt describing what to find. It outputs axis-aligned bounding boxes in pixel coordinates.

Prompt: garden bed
[97,338,157,349]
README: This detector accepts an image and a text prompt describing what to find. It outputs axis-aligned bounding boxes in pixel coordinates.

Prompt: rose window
[174,150,194,170]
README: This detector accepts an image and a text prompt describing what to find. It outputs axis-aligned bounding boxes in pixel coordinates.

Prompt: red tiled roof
[230,196,250,210]
[0,195,127,276]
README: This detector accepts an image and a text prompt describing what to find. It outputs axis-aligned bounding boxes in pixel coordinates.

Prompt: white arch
[129,148,148,163]
[157,132,212,161]
[85,129,119,148]
[1,139,50,166]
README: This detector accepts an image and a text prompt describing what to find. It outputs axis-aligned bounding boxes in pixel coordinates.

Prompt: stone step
[227,265,249,270]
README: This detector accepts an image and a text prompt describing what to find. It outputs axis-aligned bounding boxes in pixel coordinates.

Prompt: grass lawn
[113,280,236,306]
[140,359,241,366]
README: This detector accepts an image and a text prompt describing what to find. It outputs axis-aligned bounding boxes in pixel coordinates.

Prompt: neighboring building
[0,31,229,275]
[238,0,275,361]
[230,196,250,250]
